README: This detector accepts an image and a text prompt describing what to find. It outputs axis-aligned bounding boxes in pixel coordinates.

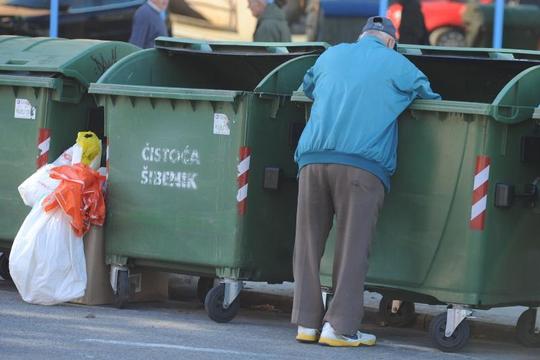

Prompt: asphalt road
[1,281,539,360]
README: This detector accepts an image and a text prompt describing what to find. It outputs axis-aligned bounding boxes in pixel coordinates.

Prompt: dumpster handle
[490,105,537,125]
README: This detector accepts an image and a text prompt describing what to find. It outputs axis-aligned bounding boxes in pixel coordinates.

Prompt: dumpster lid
[0,36,138,87]
[397,44,540,62]
[154,37,328,56]
[92,40,328,96]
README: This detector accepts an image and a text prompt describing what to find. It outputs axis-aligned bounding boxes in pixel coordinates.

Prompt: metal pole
[379,0,389,17]
[493,0,504,48]
[50,0,59,38]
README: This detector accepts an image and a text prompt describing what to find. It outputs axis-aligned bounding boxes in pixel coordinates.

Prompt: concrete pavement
[1,279,539,360]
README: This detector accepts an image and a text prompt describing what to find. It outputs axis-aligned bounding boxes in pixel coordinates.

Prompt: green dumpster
[463,3,540,50]
[293,45,540,351]
[0,36,138,281]
[89,38,327,322]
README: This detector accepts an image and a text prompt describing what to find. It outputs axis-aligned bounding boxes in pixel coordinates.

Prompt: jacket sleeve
[394,62,441,100]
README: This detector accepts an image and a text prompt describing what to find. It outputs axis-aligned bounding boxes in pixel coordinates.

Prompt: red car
[387,0,492,46]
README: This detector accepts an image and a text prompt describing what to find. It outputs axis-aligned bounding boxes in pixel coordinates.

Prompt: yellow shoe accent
[318,336,376,347]
[296,333,319,343]
[318,337,361,347]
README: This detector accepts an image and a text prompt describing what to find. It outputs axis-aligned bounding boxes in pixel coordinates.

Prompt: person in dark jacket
[397,0,429,45]
[129,0,169,49]
[248,0,291,42]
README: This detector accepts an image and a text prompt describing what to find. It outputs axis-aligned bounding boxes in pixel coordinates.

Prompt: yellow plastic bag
[75,131,101,167]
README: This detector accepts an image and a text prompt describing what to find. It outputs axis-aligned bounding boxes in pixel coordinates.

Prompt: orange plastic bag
[42,164,106,237]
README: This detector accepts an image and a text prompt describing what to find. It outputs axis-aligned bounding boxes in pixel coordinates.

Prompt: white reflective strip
[470,195,488,221]
[38,137,50,155]
[473,165,490,190]
[237,184,248,202]
[237,156,251,176]
[106,145,109,161]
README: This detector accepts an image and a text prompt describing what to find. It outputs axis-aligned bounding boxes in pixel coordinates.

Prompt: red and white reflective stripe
[105,139,110,179]
[470,155,491,231]
[36,128,51,168]
[237,147,251,215]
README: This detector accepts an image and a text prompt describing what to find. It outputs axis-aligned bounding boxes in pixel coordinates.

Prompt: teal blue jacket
[295,35,441,191]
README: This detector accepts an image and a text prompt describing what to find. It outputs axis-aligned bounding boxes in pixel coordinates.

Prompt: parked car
[387,0,492,46]
[0,0,146,41]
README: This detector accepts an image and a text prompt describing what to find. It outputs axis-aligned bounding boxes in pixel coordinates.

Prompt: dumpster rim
[0,74,60,90]
[89,83,242,103]
[154,37,329,55]
[290,92,496,116]
[397,44,540,59]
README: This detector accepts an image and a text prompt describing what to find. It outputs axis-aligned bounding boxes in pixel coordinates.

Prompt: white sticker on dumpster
[213,113,230,136]
[14,99,36,120]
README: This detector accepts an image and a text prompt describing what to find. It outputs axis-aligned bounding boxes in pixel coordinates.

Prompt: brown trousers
[291,164,385,335]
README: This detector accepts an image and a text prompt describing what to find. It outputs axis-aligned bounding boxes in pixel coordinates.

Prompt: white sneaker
[296,326,320,343]
[318,322,376,347]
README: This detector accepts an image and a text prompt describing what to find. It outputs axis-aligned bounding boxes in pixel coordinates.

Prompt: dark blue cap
[362,16,397,39]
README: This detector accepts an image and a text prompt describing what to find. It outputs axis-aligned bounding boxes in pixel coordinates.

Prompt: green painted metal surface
[295,48,540,309]
[90,40,325,281]
[0,36,138,251]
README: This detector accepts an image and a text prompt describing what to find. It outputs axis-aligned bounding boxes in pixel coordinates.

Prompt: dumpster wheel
[197,277,215,305]
[0,252,11,282]
[516,308,540,347]
[205,284,240,323]
[378,297,416,327]
[113,269,130,309]
[429,312,470,352]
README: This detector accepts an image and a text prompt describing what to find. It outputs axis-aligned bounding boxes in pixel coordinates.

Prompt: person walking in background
[248,0,291,42]
[129,0,169,49]
[304,0,320,41]
[292,16,440,347]
[397,0,429,45]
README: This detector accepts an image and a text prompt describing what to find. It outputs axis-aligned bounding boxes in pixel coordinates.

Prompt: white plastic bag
[17,146,75,207]
[17,141,102,208]
[9,201,87,305]
[17,165,60,207]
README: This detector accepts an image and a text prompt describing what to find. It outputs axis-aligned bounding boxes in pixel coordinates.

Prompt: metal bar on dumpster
[493,0,505,48]
[50,0,59,38]
[379,0,389,17]
[470,156,491,231]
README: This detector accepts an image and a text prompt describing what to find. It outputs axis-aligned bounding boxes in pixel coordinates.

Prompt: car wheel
[429,27,467,47]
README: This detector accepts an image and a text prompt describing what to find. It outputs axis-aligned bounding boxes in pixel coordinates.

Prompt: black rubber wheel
[516,308,540,347]
[429,312,471,352]
[0,252,11,282]
[204,283,240,323]
[379,297,417,327]
[113,270,130,309]
[197,277,215,304]
[429,27,467,47]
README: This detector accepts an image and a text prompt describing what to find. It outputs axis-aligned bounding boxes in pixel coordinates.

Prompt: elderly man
[292,16,440,347]
[129,0,169,49]
[248,0,291,42]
